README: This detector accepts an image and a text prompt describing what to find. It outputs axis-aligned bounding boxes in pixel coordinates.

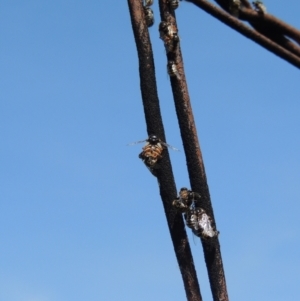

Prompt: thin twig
[238,8,300,57]
[186,0,300,69]
[214,0,300,45]
[158,1,229,301]
[196,0,300,57]
[127,1,203,300]
[239,7,300,45]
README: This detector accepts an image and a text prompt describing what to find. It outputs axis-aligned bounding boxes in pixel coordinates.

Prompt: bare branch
[240,8,300,44]
[214,0,300,45]
[127,0,203,300]
[158,1,229,300]
[237,7,300,56]
[186,0,300,68]
[205,0,300,56]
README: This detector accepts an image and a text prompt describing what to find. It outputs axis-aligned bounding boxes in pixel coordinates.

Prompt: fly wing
[127,139,147,146]
[161,142,179,151]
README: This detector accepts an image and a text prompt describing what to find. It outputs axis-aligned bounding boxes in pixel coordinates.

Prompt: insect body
[144,0,154,6]
[179,187,201,203]
[252,1,267,14]
[139,136,163,170]
[194,209,219,238]
[229,0,241,17]
[130,135,178,175]
[169,0,179,10]
[173,187,201,212]
[159,21,179,53]
[172,197,189,212]
[167,61,181,80]
[173,187,218,239]
[184,208,199,229]
[184,208,219,239]
[144,7,154,27]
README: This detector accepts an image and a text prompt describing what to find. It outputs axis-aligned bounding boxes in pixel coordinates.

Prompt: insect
[159,21,179,53]
[144,6,154,27]
[184,208,198,229]
[169,0,179,10]
[167,61,181,80]
[179,188,201,203]
[184,208,219,239]
[129,135,178,175]
[229,0,241,17]
[172,188,201,213]
[252,1,267,14]
[172,187,218,239]
[144,0,154,6]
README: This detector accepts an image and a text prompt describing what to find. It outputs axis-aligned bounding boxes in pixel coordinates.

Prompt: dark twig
[198,0,300,56]
[186,0,300,69]
[158,1,229,301]
[238,8,300,57]
[127,1,202,300]
[239,7,300,45]
[214,0,300,45]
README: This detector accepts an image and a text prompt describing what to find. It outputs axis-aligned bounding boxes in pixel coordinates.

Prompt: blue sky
[1,1,300,300]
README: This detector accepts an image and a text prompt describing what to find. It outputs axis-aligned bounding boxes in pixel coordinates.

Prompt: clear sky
[1,1,300,301]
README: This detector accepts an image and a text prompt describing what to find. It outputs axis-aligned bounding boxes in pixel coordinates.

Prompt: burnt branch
[213,0,300,46]
[239,7,300,45]
[186,0,300,69]
[158,1,229,300]
[238,8,300,57]
[127,1,202,300]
